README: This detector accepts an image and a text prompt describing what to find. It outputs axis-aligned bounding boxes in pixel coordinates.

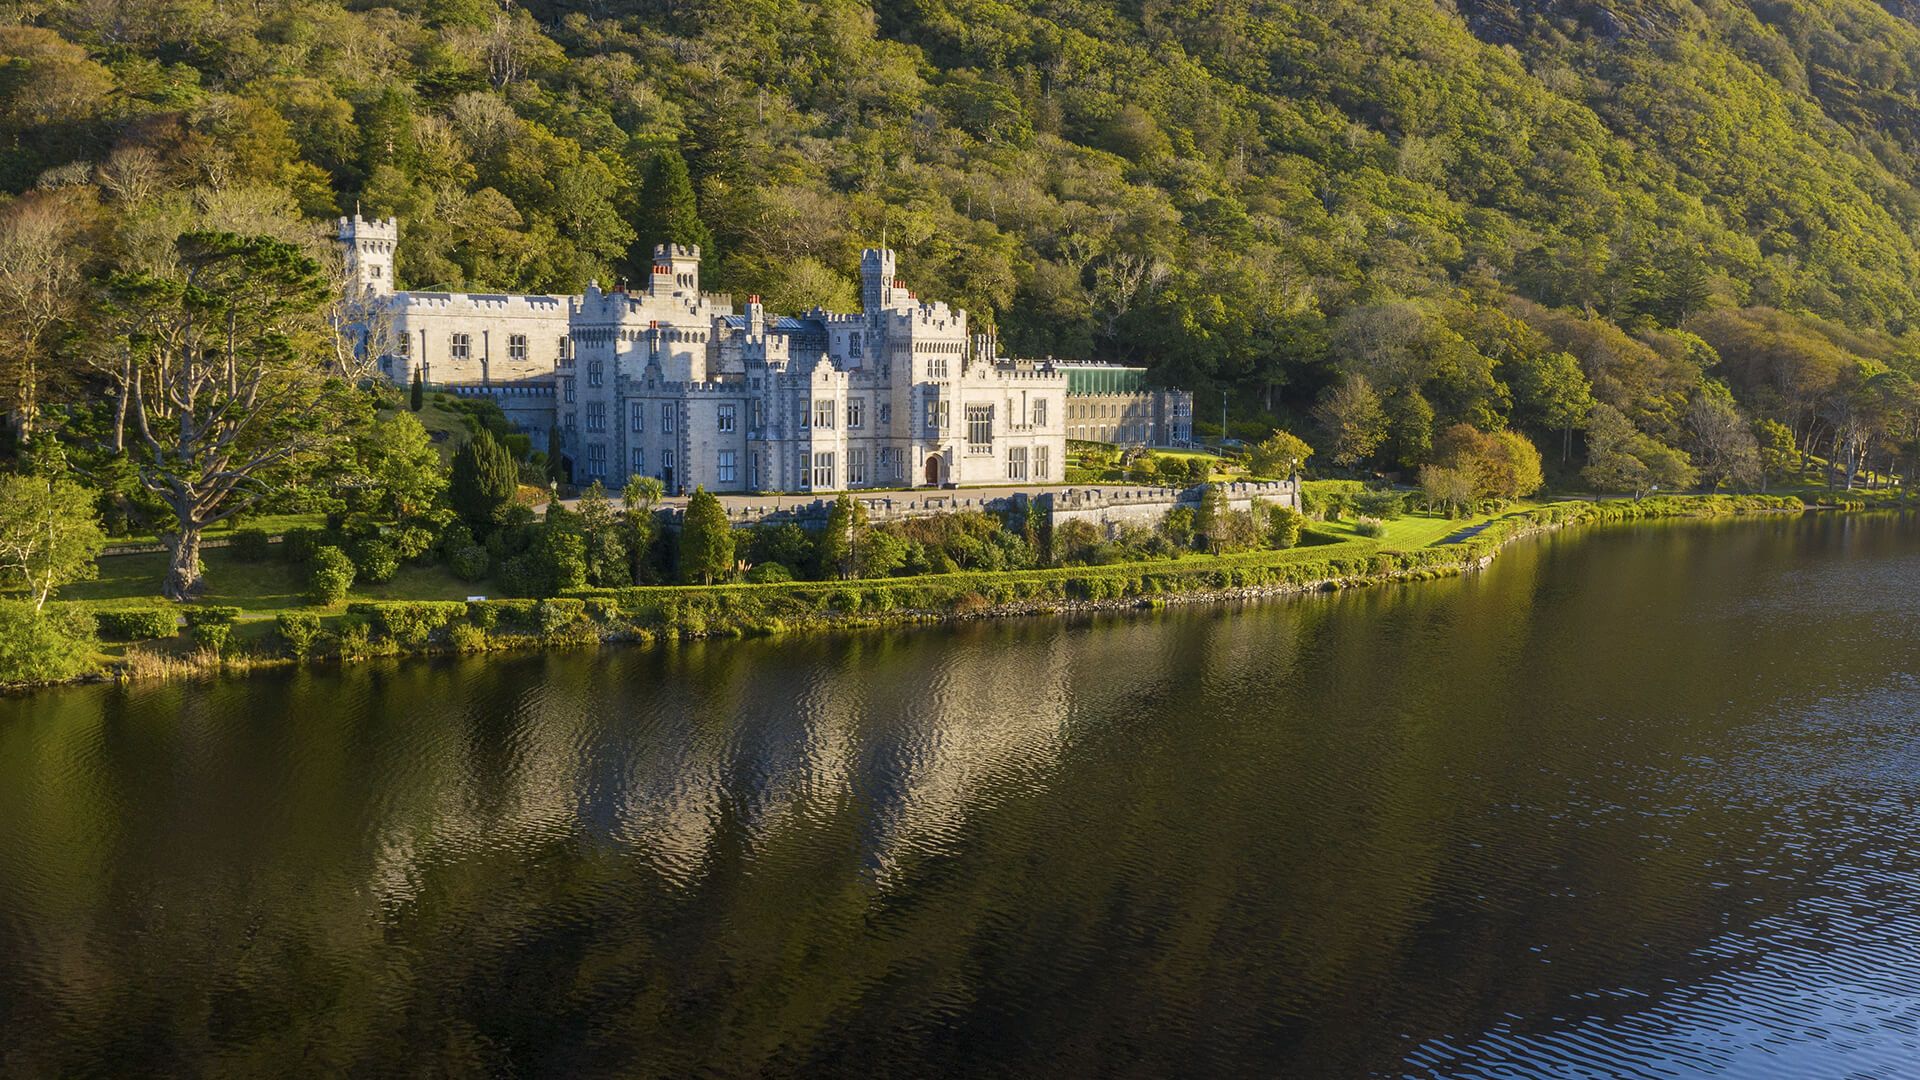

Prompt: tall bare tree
[0,193,88,442]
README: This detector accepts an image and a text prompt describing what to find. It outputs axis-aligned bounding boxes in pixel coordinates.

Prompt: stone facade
[342,215,1157,495]
[1039,481,1299,536]
[654,480,1301,536]
[1062,365,1194,446]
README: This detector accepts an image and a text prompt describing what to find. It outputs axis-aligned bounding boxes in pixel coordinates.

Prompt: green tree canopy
[449,429,518,531]
[679,487,734,585]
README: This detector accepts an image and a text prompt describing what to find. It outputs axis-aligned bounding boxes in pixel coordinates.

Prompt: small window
[879,402,891,425]
[630,402,644,432]
[396,335,410,356]
[814,399,834,429]
[1035,445,1050,481]
[1032,398,1047,427]
[1006,445,1028,481]
[812,451,835,489]
[662,403,675,433]
[450,333,470,360]
[587,443,606,477]
[847,398,863,429]
[588,360,604,388]
[718,404,736,433]
[632,447,644,472]
[508,334,527,360]
[718,449,737,483]
[586,402,606,432]
[563,379,575,404]
[848,447,867,485]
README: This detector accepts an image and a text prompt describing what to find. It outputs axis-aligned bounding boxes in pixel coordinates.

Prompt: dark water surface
[6,514,1920,1078]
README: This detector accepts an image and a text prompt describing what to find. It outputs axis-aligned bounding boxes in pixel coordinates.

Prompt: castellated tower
[337,212,398,296]
[861,248,898,315]
[650,242,702,295]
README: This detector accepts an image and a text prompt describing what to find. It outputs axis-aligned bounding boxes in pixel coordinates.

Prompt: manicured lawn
[1314,505,1536,549]
[60,547,477,618]
[410,398,479,463]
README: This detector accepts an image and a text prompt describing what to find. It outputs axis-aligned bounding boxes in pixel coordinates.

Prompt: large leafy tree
[818,493,868,580]
[0,472,105,610]
[1312,375,1388,470]
[678,486,734,585]
[102,232,353,600]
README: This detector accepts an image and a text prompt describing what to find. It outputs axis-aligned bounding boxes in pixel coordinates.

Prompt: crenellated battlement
[398,292,571,314]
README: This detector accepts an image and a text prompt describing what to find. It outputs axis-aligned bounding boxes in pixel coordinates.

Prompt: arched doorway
[924,454,942,486]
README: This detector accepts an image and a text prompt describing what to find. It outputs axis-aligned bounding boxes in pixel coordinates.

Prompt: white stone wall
[387,294,574,386]
[1043,481,1301,536]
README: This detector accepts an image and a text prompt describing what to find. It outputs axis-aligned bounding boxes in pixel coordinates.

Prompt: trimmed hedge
[345,600,468,646]
[95,607,178,641]
[182,605,242,627]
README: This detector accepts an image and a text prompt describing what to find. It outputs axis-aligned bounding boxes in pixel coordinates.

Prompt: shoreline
[7,494,1841,697]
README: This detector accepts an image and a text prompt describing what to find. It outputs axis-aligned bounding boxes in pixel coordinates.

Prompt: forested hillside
[10,0,1920,485]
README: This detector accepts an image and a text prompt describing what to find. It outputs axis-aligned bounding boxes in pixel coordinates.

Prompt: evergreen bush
[96,607,178,641]
[307,547,356,605]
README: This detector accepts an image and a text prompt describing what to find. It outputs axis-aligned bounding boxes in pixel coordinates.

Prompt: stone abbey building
[341,214,1188,493]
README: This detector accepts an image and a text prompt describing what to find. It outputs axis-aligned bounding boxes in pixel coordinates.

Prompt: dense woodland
[12,0,1920,492]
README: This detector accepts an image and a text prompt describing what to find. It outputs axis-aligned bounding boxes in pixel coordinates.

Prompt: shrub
[182,605,242,627]
[307,546,356,605]
[0,603,98,687]
[494,553,544,597]
[351,538,400,584]
[437,522,477,560]
[745,562,794,583]
[1352,515,1388,538]
[450,543,490,581]
[1267,506,1304,549]
[276,611,322,657]
[189,622,232,655]
[447,623,489,653]
[346,600,466,646]
[96,607,178,641]
[333,617,373,659]
[390,525,436,563]
[281,526,325,565]
[230,528,272,562]
[535,598,586,635]
[467,600,500,630]
[1352,489,1405,520]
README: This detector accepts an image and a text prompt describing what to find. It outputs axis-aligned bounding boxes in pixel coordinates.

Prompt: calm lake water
[5,514,1920,1077]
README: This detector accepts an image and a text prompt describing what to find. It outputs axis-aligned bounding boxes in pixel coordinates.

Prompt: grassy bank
[10,493,1808,692]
